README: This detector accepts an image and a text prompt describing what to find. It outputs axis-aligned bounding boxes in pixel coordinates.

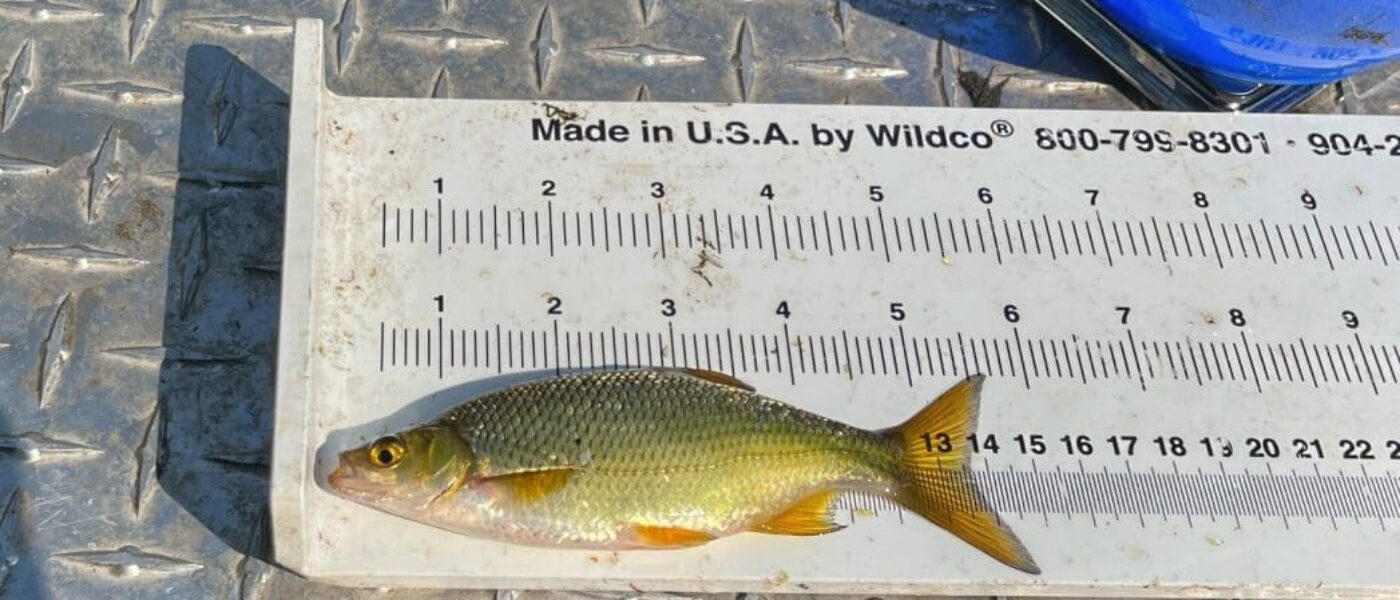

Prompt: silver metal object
[0,1,1394,598]
[1029,0,1330,112]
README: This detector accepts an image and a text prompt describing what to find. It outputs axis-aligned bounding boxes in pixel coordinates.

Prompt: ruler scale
[273,21,1400,596]
[379,201,1400,269]
[372,321,1400,393]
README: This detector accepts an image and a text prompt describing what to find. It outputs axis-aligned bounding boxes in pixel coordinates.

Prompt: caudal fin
[884,375,1040,575]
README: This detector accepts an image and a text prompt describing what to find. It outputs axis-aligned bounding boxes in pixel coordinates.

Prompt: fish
[325,368,1039,574]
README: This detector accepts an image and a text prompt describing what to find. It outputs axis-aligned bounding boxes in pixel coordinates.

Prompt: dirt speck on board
[586,551,620,565]
[1341,26,1388,45]
[691,249,722,287]
[113,196,165,242]
[542,102,583,122]
[767,569,790,587]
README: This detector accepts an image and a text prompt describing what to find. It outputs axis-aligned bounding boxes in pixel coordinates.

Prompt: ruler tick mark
[714,210,725,254]
[1093,213,1114,266]
[891,215,904,253]
[861,216,874,255]
[766,205,779,261]
[1231,223,1247,258]
[876,207,892,262]
[1239,332,1262,393]
[1312,216,1336,270]
[974,217,989,258]
[1366,221,1388,265]
[656,204,667,258]
[1126,330,1147,391]
[782,324,797,385]
[782,214,793,252]
[876,336,890,376]
[1111,219,1127,257]
[685,213,694,249]
[602,208,611,252]
[1255,220,1276,263]
[1385,226,1400,264]
[818,212,833,256]
[986,209,1002,264]
[724,213,735,252]
[1012,329,1030,389]
[1345,225,1364,261]
[1354,334,1380,395]
[1266,344,1284,382]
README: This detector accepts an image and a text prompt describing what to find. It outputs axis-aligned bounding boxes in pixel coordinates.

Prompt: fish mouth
[325,458,360,492]
[325,458,386,499]
[326,465,349,489]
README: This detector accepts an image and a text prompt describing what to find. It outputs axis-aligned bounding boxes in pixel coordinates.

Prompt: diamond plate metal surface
[0,1,1394,598]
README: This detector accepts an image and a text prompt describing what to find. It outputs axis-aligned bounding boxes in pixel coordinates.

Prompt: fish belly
[475,447,894,548]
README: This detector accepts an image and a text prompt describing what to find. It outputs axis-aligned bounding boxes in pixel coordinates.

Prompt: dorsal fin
[673,368,755,391]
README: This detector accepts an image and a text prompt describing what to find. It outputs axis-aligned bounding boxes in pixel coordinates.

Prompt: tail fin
[884,375,1041,575]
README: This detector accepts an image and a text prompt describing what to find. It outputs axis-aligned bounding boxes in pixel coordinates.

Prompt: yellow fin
[750,489,845,536]
[677,368,755,391]
[481,468,575,502]
[628,524,716,548]
[886,375,1041,575]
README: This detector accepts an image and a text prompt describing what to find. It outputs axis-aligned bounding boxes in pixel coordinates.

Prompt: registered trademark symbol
[990,120,1015,137]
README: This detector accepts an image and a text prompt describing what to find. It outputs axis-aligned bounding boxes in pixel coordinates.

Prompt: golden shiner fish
[325,368,1039,573]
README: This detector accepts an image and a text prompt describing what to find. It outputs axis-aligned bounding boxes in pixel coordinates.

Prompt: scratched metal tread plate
[276,19,1400,597]
[0,0,1396,599]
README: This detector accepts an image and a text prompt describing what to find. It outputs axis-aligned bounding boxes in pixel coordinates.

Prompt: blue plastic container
[1092,0,1399,85]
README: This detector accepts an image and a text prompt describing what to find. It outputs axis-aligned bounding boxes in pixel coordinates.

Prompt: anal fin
[749,489,845,536]
[628,524,716,548]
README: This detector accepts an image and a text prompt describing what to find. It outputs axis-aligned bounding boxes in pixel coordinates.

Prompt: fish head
[327,424,473,511]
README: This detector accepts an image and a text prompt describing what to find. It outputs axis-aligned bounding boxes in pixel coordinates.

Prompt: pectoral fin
[479,468,576,502]
[749,489,845,536]
[628,524,716,548]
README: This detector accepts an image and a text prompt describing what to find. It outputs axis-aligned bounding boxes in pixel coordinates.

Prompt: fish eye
[367,436,406,468]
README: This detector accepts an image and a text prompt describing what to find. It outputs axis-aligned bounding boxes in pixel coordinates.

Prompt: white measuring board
[272,20,1400,596]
